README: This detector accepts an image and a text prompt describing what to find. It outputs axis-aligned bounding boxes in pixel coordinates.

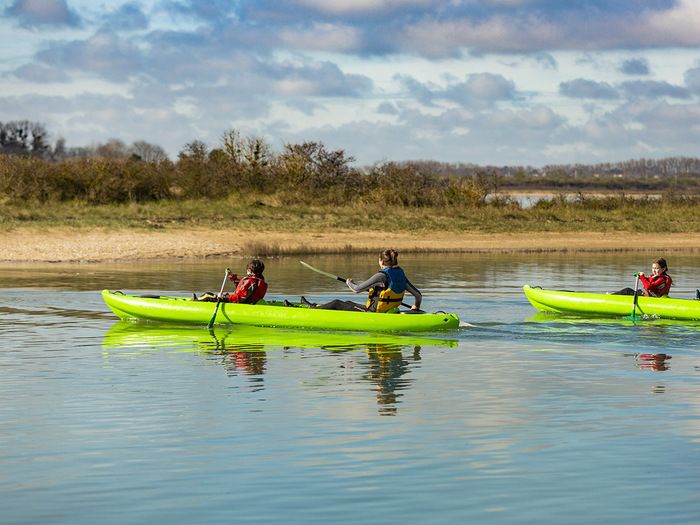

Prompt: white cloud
[278,23,362,52]
[639,0,700,46]
[559,79,619,100]
[685,67,700,94]
[294,0,436,15]
[400,15,564,56]
[5,0,81,27]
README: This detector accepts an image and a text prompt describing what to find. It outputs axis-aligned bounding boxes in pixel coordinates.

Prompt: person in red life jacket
[638,258,672,297]
[193,259,268,304]
[611,258,672,297]
[296,249,422,312]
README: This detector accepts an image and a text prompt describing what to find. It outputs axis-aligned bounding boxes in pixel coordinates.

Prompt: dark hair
[379,249,398,267]
[654,258,668,272]
[247,259,265,275]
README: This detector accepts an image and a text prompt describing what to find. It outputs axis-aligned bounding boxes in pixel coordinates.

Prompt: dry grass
[3,197,700,233]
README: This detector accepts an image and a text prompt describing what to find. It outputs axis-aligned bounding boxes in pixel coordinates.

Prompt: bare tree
[130,140,169,162]
[95,138,129,159]
[178,140,208,161]
[29,122,50,157]
[53,137,67,160]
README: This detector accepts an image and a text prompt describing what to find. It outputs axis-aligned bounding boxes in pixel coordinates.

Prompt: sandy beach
[2,227,699,263]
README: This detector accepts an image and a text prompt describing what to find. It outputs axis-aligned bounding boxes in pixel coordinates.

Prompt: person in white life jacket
[299,249,422,312]
[193,259,268,304]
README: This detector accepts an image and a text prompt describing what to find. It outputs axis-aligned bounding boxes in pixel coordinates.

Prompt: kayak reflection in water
[298,249,422,312]
[611,257,673,297]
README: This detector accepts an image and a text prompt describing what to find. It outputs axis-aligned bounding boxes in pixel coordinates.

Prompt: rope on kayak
[399,309,447,315]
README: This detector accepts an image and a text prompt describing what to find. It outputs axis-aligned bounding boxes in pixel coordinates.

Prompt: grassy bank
[2,195,700,234]
[4,145,700,236]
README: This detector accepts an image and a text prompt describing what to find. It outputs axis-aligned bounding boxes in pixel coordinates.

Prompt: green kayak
[102,290,460,332]
[523,284,700,320]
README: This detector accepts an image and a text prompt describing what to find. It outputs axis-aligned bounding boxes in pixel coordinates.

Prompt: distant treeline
[0,120,169,161]
[3,120,700,206]
[409,158,700,193]
[414,157,700,179]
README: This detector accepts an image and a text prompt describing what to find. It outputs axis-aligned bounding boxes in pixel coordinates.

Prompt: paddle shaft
[299,260,420,311]
[207,268,231,328]
[631,274,640,319]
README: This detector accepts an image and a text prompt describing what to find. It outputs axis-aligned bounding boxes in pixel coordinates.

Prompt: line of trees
[4,120,700,179]
[0,128,490,206]
[3,120,700,206]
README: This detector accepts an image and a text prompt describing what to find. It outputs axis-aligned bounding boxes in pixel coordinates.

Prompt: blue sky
[2,0,700,166]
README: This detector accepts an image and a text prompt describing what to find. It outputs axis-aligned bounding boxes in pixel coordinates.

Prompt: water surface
[2,254,700,524]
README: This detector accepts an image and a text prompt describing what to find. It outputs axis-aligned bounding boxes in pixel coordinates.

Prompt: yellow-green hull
[524,285,700,320]
[102,290,460,332]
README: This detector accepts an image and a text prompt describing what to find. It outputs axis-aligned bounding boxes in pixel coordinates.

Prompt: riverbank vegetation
[3,126,700,233]
[3,192,700,234]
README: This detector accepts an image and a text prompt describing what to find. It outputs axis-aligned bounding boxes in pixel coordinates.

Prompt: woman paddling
[611,257,673,297]
[299,249,422,312]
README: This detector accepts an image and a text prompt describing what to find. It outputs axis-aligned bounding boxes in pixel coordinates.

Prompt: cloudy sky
[2,0,700,166]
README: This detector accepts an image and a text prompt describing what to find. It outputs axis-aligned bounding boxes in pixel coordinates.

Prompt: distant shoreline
[2,227,699,263]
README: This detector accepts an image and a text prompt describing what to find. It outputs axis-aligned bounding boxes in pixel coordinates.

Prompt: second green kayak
[102,290,460,332]
[524,284,700,320]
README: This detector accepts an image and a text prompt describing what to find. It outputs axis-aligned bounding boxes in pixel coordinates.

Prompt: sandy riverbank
[2,227,700,263]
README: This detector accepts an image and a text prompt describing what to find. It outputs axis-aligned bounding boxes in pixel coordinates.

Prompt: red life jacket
[225,275,268,304]
[640,273,672,297]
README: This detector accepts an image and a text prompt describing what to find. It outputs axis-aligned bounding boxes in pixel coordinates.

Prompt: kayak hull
[523,284,700,320]
[102,290,460,332]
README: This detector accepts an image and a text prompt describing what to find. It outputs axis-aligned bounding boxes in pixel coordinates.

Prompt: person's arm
[404,278,422,310]
[638,273,651,290]
[226,277,255,303]
[346,272,386,293]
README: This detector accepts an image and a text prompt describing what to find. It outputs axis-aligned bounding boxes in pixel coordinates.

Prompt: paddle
[299,260,422,312]
[630,273,640,321]
[300,260,347,283]
[207,268,231,329]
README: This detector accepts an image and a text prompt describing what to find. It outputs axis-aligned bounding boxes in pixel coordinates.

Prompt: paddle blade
[300,260,346,282]
[207,304,219,328]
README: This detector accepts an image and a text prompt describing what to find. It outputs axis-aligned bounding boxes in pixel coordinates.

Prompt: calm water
[3,253,700,524]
